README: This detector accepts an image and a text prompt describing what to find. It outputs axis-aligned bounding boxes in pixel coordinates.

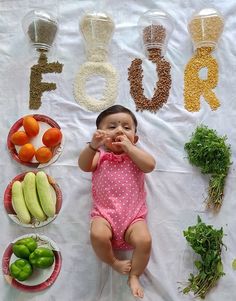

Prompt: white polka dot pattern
[91,149,147,250]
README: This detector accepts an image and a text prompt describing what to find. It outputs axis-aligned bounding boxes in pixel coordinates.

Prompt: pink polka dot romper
[91,148,147,250]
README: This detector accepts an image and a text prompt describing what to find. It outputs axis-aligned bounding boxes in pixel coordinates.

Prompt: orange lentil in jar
[188,16,224,50]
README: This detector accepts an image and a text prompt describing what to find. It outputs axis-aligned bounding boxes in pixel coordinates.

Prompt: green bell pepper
[10,259,33,281]
[12,237,37,259]
[29,247,54,268]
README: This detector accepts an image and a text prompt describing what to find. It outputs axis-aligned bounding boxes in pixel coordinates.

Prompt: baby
[79,105,156,298]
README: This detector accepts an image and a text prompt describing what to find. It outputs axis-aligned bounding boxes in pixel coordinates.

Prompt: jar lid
[22,10,57,28]
[138,9,174,30]
[193,8,223,18]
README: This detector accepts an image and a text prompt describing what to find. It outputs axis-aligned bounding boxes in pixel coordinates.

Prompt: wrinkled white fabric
[1,0,236,300]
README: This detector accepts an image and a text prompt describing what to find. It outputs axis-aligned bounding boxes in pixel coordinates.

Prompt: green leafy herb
[182,216,225,299]
[232,259,236,270]
[184,125,232,211]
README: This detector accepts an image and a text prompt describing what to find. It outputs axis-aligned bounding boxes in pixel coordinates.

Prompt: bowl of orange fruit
[7,115,64,168]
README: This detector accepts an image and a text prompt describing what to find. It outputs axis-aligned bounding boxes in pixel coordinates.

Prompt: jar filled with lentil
[138,9,174,56]
[80,12,115,62]
[22,10,58,51]
[188,8,224,50]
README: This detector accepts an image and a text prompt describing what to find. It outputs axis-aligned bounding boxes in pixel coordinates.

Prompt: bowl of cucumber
[4,171,62,228]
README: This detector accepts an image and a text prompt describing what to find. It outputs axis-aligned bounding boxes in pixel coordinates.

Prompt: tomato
[23,116,39,137]
[10,131,30,145]
[35,146,53,163]
[42,128,62,147]
[18,143,35,162]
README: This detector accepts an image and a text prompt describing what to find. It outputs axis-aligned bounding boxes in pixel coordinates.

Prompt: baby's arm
[78,144,99,172]
[126,145,156,173]
[78,130,108,172]
[113,136,156,173]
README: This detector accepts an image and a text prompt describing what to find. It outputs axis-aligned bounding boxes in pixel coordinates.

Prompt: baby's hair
[96,105,138,132]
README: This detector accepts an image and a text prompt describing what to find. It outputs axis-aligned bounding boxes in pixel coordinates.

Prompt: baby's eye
[124,126,130,130]
[108,126,116,129]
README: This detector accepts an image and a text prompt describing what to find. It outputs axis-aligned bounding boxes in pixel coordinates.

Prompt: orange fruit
[10,131,30,145]
[35,146,53,163]
[42,128,62,147]
[23,116,39,137]
[18,143,35,162]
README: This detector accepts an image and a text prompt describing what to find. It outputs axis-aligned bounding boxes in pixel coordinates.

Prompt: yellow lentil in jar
[189,16,224,49]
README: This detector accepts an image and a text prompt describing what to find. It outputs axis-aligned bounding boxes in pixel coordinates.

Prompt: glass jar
[188,8,224,50]
[138,9,174,56]
[22,10,58,51]
[80,12,115,62]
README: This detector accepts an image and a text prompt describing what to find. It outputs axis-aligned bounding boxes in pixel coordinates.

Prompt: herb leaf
[182,216,225,299]
[232,259,236,270]
[184,125,232,211]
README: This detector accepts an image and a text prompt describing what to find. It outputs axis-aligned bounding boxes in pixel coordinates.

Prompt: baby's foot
[128,275,144,298]
[111,259,131,274]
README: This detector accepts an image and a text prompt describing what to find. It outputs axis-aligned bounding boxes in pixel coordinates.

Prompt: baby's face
[99,112,137,152]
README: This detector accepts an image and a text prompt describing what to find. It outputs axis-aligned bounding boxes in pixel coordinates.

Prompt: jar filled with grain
[80,12,115,62]
[138,9,174,56]
[22,10,58,51]
[188,8,224,50]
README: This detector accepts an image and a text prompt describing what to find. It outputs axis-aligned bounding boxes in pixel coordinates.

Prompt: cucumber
[23,172,46,221]
[36,171,56,218]
[12,181,31,224]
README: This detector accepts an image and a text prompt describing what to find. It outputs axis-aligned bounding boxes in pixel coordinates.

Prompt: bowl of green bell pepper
[2,234,61,292]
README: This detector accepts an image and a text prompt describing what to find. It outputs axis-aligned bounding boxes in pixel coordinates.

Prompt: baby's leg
[90,217,131,274]
[125,221,152,298]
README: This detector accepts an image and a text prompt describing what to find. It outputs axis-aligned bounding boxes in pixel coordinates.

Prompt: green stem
[207,174,227,211]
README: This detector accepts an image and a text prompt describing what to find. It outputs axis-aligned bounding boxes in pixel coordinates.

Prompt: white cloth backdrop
[1,0,236,300]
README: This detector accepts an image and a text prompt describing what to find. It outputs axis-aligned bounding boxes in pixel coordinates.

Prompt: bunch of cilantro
[182,216,225,299]
[184,125,231,211]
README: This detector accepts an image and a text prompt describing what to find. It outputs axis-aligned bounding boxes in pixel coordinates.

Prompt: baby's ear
[134,135,139,144]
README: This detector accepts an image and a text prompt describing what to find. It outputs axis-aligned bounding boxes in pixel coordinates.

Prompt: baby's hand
[90,130,110,149]
[112,135,134,153]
